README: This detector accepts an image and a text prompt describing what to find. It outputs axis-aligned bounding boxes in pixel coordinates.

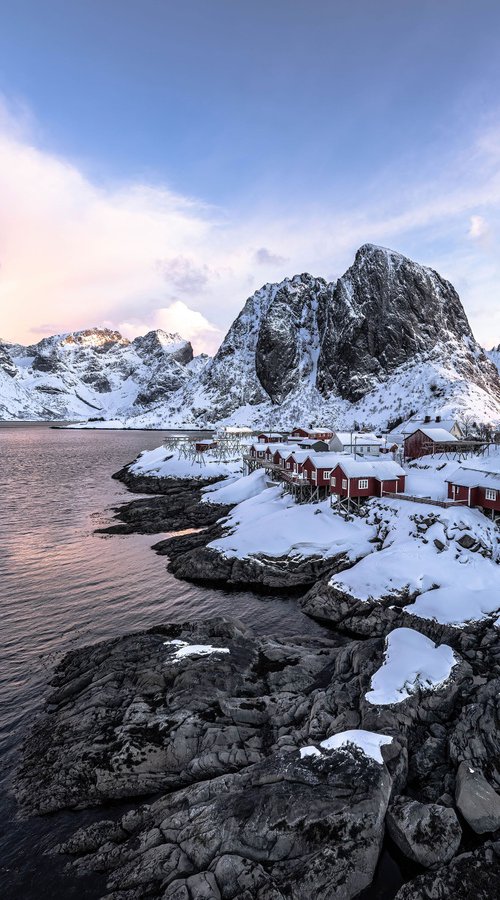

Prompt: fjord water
[0,423,328,897]
[0,424,407,898]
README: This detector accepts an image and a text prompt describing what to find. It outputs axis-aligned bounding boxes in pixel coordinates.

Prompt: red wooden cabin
[331,460,406,499]
[257,432,282,443]
[301,453,340,487]
[446,466,500,516]
[404,427,457,460]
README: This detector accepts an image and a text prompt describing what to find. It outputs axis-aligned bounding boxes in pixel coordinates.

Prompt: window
[342,478,347,490]
[312,471,316,481]
[358,479,369,489]
[485,488,497,501]
[322,470,331,479]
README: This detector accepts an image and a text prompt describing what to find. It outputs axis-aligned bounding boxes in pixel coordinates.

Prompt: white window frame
[485,488,497,501]
[311,470,317,481]
[342,478,347,490]
[358,478,369,489]
[322,470,331,479]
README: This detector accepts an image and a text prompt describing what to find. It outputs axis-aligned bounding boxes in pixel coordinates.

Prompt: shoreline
[12,449,500,899]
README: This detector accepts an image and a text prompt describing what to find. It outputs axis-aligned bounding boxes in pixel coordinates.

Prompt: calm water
[0,423,328,898]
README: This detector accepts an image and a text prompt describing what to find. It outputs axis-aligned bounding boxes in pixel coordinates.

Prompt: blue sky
[0,0,499,351]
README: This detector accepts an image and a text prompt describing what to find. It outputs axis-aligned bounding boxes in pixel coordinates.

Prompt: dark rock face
[133,330,194,366]
[254,275,330,403]
[0,344,18,377]
[394,841,500,899]
[106,465,231,534]
[195,244,500,416]
[386,797,462,867]
[58,746,392,900]
[455,761,500,834]
[316,244,497,402]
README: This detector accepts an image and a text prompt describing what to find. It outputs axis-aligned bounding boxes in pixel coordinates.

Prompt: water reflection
[0,424,327,898]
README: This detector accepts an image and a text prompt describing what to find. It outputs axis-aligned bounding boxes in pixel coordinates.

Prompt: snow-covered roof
[305,452,343,468]
[256,431,283,437]
[411,427,458,442]
[285,450,311,462]
[446,465,500,490]
[392,416,460,436]
[295,437,329,446]
[336,459,405,480]
[252,442,290,453]
[334,431,384,445]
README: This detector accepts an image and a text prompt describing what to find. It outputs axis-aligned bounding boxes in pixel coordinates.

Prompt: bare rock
[386,796,462,867]
[455,761,500,834]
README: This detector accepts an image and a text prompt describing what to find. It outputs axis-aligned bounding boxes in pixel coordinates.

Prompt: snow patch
[365,628,457,705]
[301,729,394,765]
[164,640,230,661]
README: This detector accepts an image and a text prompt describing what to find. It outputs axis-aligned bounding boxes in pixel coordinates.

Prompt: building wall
[477,486,500,511]
[404,430,432,459]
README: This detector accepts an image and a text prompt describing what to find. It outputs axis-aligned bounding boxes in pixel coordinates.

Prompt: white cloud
[118,300,223,355]
[1,95,500,353]
[468,214,489,239]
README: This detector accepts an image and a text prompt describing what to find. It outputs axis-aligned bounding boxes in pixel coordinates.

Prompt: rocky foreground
[15,462,500,899]
[16,606,500,898]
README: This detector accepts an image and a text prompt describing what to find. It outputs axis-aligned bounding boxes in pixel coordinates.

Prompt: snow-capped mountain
[0,327,199,420]
[131,244,500,429]
[2,244,500,428]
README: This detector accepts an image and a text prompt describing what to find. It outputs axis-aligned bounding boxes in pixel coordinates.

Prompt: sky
[0,0,500,354]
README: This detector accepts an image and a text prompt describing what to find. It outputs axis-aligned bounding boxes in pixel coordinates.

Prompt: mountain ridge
[2,245,500,428]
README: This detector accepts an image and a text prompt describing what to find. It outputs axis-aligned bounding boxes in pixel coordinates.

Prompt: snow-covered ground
[365,628,457,705]
[197,452,500,628]
[202,468,269,504]
[208,487,375,560]
[300,730,394,764]
[330,497,500,627]
[129,445,243,480]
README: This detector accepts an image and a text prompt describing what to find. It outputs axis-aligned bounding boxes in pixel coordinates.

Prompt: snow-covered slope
[0,328,197,420]
[3,245,500,426]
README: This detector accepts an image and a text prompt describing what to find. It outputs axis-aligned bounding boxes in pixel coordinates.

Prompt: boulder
[386,796,461,867]
[394,841,500,899]
[455,761,500,834]
[59,745,393,900]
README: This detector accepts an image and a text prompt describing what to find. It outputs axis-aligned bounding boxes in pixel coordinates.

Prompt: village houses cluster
[237,415,500,518]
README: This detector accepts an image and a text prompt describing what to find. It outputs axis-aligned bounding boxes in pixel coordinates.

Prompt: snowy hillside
[2,244,500,427]
[0,327,200,420]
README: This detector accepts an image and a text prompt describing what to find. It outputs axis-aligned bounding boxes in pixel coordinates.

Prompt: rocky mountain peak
[316,244,485,401]
[60,328,130,350]
[132,330,193,366]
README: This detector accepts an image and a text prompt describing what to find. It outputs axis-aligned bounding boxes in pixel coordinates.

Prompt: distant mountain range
[2,244,500,429]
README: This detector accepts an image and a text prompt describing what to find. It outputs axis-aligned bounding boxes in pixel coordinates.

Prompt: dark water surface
[0,424,329,898]
[0,424,408,898]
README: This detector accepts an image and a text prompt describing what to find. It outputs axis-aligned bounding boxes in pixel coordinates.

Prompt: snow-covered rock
[365,628,457,705]
[0,327,194,420]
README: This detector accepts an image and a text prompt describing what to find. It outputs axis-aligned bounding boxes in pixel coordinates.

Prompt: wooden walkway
[382,491,467,508]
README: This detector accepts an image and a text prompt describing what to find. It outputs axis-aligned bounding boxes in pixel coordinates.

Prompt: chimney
[424,415,431,423]
[435,415,441,423]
